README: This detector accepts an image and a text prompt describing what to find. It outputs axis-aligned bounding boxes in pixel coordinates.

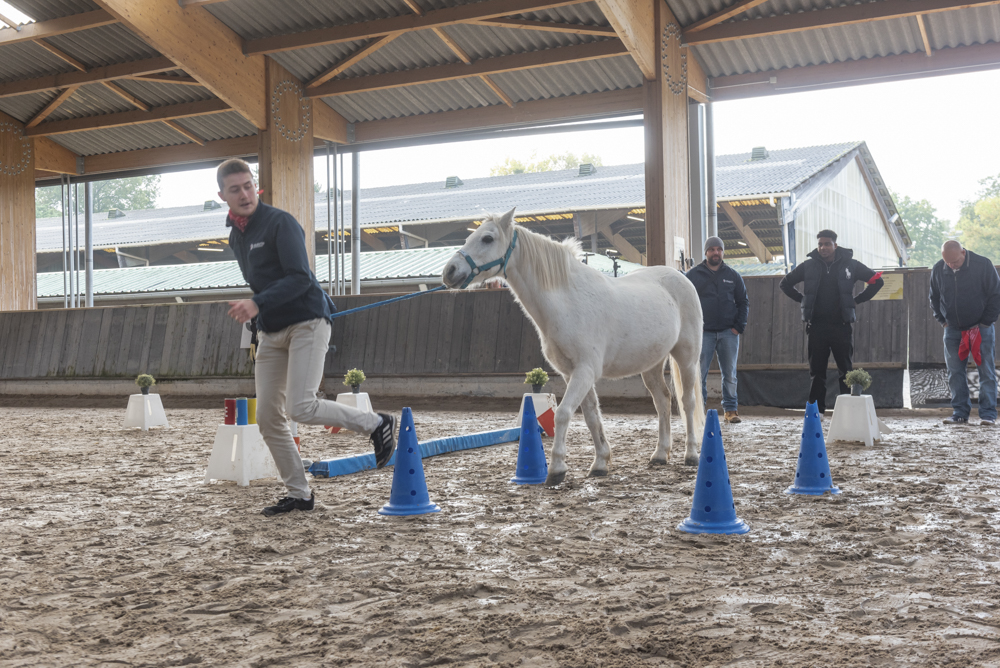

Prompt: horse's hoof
[588,469,608,478]
[684,455,699,467]
[648,457,668,467]
[545,471,567,487]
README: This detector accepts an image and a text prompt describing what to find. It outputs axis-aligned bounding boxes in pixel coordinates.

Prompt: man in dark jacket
[219,158,397,516]
[929,240,1000,426]
[687,236,749,423]
[779,230,884,414]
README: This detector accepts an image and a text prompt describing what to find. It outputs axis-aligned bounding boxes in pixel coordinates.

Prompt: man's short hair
[817,229,838,243]
[217,158,253,192]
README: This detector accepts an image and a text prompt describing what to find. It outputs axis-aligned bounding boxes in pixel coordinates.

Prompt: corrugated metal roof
[668,0,1000,78]
[4,1,100,23]
[110,79,214,108]
[0,89,58,124]
[717,142,860,198]
[48,123,188,155]
[175,111,259,142]
[35,244,642,297]
[42,23,161,67]
[0,39,75,81]
[204,0,410,42]
[323,77,502,123]
[46,81,135,121]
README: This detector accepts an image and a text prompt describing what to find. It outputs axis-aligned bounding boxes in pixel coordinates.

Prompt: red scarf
[959,327,983,366]
[228,212,250,233]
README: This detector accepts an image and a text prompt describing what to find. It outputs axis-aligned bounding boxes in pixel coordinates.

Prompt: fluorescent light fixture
[737,241,747,247]
[467,227,477,232]
[626,215,644,222]
[198,246,225,252]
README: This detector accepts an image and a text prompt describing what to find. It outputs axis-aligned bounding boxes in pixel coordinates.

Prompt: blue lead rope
[329,284,448,320]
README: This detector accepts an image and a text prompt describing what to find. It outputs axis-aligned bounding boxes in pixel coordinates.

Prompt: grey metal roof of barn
[34,141,895,252]
[34,244,642,297]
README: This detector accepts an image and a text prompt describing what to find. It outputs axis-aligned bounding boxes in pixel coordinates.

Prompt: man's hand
[228,299,259,323]
[731,328,739,336]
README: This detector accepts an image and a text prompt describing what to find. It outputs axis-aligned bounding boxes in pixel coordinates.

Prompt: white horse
[441,208,705,486]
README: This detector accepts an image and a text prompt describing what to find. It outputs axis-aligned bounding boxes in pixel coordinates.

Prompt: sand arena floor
[1,399,999,668]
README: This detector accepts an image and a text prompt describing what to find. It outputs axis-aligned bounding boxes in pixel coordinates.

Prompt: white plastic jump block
[325,392,373,434]
[124,393,169,431]
[516,393,558,437]
[204,424,280,486]
[827,394,892,447]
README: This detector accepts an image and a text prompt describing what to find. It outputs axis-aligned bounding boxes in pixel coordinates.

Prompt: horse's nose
[447,264,456,279]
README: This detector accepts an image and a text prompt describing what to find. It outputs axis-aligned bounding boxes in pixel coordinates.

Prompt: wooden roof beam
[594,0,656,81]
[402,0,424,15]
[471,18,616,35]
[33,137,80,174]
[123,73,203,86]
[101,81,151,111]
[682,0,770,34]
[916,15,933,56]
[719,201,772,263]
[0,9,117,46]
[34,40,88,71]
[308,39,627,97]
[685,0,1000,46]
[25,98,230,136]
[709,40,1000,100]
[431,25,516,106]
[0,56,174,99]
[306,34,401,88]
[163,119,205,145]
[81,135,256,174]
[96,0,266,129]
[353,86,642,143]
[26,86,79,129]
[244,0,583,55]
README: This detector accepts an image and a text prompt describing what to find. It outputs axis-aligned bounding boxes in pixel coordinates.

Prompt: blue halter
[457,229,518,289]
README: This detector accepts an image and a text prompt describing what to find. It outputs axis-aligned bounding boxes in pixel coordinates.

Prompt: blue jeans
[701,329,740,412]
[943,324,997,421]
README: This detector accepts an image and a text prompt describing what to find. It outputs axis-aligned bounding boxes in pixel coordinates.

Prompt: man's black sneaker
[942,415,969,425]
[262,492,314,517]
[371,413,397,468]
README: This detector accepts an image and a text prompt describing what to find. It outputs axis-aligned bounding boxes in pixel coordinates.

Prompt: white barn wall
[795,160,899,269]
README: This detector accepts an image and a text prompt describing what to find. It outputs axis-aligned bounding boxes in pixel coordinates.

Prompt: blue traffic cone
[785,401,841,496]
[677,409,749,535]
[510,396,548,485]
[378,408,441,516]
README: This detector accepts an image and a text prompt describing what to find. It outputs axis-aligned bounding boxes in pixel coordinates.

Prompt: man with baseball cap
[686,236,749,423]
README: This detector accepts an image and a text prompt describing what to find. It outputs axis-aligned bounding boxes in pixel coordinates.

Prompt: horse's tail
[669,354,705,439]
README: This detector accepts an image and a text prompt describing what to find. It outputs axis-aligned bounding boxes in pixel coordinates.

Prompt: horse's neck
[503,238,577,327]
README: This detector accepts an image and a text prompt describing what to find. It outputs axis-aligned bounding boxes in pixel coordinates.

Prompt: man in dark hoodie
[930,240,999,426]
[219,158,397,516]
[779,230,884,414]
[686,236,749,423]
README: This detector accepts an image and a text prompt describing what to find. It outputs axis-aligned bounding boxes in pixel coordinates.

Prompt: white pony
[441,208,705,486]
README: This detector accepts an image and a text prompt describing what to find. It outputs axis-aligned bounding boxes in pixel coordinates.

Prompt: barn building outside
[2,1,1000,663]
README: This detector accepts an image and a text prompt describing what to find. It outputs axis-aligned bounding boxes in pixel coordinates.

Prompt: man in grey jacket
[930,240,1000,426]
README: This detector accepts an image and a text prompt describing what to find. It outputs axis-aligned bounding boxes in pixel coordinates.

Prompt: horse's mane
[484,212,583,291]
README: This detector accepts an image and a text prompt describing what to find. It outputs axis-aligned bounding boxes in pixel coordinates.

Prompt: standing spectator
[779,230,884,414]
[929,240,1000,426]
[687,236,749,423]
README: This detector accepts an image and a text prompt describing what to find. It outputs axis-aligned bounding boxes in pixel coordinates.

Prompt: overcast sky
[155,68,1000,228]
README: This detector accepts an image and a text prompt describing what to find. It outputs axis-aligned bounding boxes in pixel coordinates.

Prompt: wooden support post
[719,201,773,263]
[0,111,36,311]
[257,57,317,269]
[643,0,689,268]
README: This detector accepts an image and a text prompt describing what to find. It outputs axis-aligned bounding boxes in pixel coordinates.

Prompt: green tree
[489,151,603,176]
[957,196,1000,261]
[892,192,951,267]
[35,186,63,218]
[92,175,160,212]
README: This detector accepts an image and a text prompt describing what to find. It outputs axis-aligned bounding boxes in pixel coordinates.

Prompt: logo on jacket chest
[250,242,265,250]
[844,267,851,280]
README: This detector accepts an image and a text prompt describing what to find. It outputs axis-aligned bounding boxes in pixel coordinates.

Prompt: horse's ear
[498,207,516,231]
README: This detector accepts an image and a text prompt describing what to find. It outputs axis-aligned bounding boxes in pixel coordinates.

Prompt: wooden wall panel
[0,111,37,311]
[257,58,316,270]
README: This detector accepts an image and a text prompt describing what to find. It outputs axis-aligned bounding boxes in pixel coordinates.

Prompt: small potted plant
[135,373,155,395]
[525,368,549,394]
[344,368,366,394]
[845,368,872,397]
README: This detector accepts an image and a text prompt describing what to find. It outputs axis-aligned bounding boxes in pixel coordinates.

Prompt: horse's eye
[482,235,494,244]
